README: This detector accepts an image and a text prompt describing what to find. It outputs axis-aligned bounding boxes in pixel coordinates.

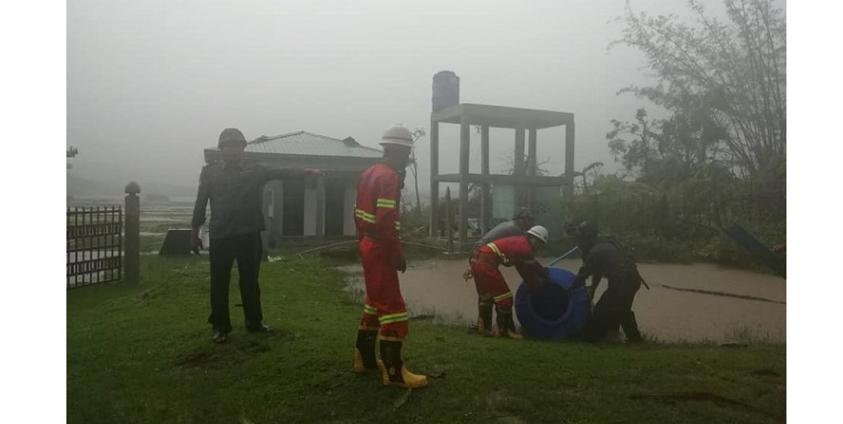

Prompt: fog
[67,0,779,198]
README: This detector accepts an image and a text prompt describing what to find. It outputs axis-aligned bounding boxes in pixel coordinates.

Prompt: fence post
[124,182,141,283]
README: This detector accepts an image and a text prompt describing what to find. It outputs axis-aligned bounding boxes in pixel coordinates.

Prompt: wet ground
[339,258,786,343]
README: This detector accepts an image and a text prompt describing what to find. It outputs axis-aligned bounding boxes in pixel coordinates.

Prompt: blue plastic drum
[515,267,591,340]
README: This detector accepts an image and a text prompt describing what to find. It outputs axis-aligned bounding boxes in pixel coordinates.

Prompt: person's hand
[396,255,407,273]
[462,268,473,281]
[191,230,203,252]
[538,267,551,287]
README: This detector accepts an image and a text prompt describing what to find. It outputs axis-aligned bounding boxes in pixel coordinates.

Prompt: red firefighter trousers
[358,237,409,340]
[470,258,514,312]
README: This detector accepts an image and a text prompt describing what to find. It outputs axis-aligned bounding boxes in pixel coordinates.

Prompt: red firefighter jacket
[476,235,547,288]
[355,162,403,264]
[476,235,536,267]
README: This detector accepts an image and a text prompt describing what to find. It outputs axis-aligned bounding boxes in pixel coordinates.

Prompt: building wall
[262,172,366,240]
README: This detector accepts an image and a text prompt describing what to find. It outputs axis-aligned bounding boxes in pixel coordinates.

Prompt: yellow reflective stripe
[355,209,376,223]
[486,242,509,264]
[355,208,375,219]
[380,316,409,325]
[486,242,502,256]
[355,214,375,224]
[363,304,377,315]
[494,291,513,302]
[378,312,409,325]
[376,198,396,209]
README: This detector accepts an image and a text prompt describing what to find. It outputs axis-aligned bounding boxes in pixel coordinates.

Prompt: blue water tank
[515,267,590,340]
[432,71,460,112]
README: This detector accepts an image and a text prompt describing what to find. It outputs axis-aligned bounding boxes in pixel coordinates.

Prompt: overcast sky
[67,0,784,198]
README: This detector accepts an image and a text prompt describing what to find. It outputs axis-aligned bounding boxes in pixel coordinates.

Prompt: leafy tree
[612,0,785,182]
[582,0,786,265]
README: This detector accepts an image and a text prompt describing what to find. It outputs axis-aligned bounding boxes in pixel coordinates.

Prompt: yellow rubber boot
[353,329,378,373]
[378,340,428,389]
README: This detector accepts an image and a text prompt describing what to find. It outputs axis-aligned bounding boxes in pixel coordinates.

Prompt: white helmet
[526,225,549,244]
[380,125,414,148]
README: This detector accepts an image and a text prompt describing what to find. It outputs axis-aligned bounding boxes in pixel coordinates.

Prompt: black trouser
[583,278,641,342]
[208,232,264,332]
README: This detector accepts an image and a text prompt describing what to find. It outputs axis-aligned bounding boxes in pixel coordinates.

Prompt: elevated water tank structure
[428,72,576,247]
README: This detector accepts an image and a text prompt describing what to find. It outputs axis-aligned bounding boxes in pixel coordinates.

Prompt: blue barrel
[515,267,590,340]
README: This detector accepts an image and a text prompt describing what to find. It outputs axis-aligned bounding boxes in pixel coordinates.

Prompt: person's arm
[516,259,549,290]
[375,174,405,272]
[191,167,211,250]
[255,166,306,183]
[581,246,609,301]
[588,271,603,302]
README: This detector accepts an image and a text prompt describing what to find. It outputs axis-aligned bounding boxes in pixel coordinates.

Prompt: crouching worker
[469,226,550,339]
[570,221,643,343]
[351,126,427,389]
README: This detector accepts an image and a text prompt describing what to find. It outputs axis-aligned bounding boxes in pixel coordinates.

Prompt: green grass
[68,255,785,423]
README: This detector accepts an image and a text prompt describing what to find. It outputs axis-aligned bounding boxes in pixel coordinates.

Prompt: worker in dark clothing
[192,128,317,344]
[570,221,643,343]
[474,208,535,250]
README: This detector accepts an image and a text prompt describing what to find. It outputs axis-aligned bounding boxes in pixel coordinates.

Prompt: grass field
[67,254,785,423]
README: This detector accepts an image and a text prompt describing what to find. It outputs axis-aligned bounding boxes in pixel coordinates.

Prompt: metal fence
[67,206,122,288]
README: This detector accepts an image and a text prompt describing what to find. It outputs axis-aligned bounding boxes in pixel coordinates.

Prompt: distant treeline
[568,0,786,266]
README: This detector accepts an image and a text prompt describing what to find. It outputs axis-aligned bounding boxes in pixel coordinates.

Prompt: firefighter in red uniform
[469,225,550,339]
[351,126,427,389]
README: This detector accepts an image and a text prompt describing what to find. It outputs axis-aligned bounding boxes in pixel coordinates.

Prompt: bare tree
[409,128,426,215]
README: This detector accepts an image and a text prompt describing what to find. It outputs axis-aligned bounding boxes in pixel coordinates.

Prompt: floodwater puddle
[338,257,786,343]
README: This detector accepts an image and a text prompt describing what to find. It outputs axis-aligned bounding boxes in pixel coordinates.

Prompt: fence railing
[67,206,123,288]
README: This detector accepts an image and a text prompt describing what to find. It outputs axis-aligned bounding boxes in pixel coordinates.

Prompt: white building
[203,131,382,245]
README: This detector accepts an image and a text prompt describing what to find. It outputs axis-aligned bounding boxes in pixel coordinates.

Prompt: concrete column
[429,119,439,237]
[303,177,317,236]
[272,180,284,242]
[528,128,538,209]
[445,187,454,254]
[263,181,284,246]
[261,184,272,252]
[480,125,490,234]
[564,120,575,201]
[459,116,470,246]
[315,175,325,239]
[514,125,526,209]
[124,182,140,284]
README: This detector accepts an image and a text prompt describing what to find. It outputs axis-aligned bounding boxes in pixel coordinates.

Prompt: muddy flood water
[339,258,785,343]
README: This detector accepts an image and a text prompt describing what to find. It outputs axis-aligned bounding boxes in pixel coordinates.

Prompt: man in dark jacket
[570,221,644,343]
[192,128,313,343]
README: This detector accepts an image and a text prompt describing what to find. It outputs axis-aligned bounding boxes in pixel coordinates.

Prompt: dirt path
[340,258,786,343]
